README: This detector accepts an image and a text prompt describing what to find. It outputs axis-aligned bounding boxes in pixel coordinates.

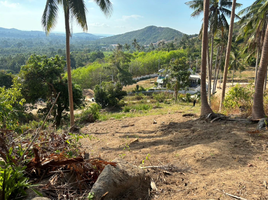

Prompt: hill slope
[0,27,101,40]
[97,26,185,45]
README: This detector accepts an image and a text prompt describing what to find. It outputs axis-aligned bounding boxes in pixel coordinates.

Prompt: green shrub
[123,106,131,113]
[223,84,253,109]
[123,104,152,113]
[186,93,192,102]
[152,92,166,102]
[134,104,152,111]
[132,85,146,93]
[134,93,145,100]
[20,120,48,133]
[78,103,101,124]
[94,82,127,108]
[0,153,38,200]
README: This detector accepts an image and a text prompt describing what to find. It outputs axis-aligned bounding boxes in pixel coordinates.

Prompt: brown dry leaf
[248,130,260,134]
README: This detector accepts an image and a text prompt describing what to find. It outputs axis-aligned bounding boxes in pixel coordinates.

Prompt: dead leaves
[0,127,116,199]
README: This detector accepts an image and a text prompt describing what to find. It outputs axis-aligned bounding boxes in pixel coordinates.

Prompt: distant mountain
[0,27,101,40]
[96,26,186,45]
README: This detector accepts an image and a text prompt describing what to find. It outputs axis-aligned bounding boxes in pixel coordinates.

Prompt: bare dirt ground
[80,112,268,200]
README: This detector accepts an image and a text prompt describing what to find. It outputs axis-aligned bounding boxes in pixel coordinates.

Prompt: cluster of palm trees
[187,0,268,119]
[42,0,112,127]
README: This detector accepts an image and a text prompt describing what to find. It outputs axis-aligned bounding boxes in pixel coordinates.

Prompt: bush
[132,85,146,93]
[94,82,127,108]
[134,93,145,100]
[122,104,152,113]
[152,92,166,102]
[78,103,101,124]
[0,163,33,200]
[223,84,253,109]
[123,106,131,113]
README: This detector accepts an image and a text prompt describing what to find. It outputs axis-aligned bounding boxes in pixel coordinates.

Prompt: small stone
[31,198,51,200]
[153,120,157,124]
[257,118,268,130]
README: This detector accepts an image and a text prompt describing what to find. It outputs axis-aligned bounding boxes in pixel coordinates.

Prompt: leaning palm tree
[42,0,112,127]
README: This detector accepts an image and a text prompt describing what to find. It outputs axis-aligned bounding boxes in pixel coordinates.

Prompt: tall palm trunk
[208,34,214,104]
[232,62,236,86]
[219,0,236,111]
[201,0,213,116]
[254,47,260,87]
[207,39,211,105]
[213,47,220,93]
[215,48,224,91]
[252,25,268,119]
[264,70,267,91]
[64,9,75,127]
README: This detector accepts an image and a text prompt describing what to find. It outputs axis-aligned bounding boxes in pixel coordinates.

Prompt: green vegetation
[94,82,127,108]
[223,84,253,110]
[0,161,34,200]
[165,57,191,102]
[98,26,187,46]
[76,103,101,125]
[17,55,84,128]
[0,82,25,130]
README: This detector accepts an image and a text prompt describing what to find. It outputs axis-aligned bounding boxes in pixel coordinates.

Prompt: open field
[80,106,268,199]
[77,71,268,199]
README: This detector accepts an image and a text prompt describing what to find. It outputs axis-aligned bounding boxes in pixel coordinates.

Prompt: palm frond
[69,0,88,31]
[94,0,113,17]
[42,0,58,34]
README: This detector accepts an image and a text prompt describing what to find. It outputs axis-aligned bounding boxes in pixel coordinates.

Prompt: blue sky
[0,0,254,35]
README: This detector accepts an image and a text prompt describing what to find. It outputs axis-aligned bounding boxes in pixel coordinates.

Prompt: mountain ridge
[0,26,190,45]
[97,25,186,45]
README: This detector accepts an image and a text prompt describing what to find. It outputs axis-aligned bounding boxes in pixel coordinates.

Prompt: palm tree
[201,0,213,116]
[132,39,140,51]
[238,0,268,87]
[186,0,241,105]
[219,0,237,111]
[42,0,112,127]
[229,42,245,85]
[252,24,268,119]
[124,43,130,51]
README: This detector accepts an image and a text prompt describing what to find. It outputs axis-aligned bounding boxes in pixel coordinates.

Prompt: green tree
[186,0,241,105]
[132,38,140,51]
[0,71,13,88]
[166,58,191,102]
[124,43,131,51]
[42,0,112,127]
[110,48,133,86]
[0,82,25,130]
[17,55,84,128]
[94,82,127,108]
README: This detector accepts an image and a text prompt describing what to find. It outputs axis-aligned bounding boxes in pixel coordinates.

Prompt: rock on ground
[90,158,151,200]
[257,118,268,130]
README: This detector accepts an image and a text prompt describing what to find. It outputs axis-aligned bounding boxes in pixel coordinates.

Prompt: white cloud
[0,1,19,8]
[89,23,109,27]
[119,15,143,21]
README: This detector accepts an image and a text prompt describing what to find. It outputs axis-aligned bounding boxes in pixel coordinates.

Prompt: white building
[156,69,201,95]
